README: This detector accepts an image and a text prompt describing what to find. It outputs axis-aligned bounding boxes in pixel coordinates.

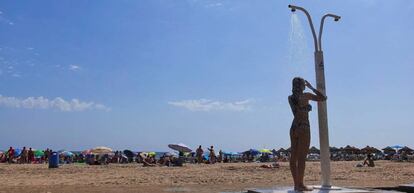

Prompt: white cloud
[0,11,14,26]
[168,99,253,112]
[69,65,80,71]
[0,95,110,112]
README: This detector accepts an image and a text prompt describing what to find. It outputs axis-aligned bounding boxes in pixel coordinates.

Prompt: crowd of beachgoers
[0,144,413,167]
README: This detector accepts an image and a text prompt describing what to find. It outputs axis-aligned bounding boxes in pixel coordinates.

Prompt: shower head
[326,14,341,22]
[288,5,298,12]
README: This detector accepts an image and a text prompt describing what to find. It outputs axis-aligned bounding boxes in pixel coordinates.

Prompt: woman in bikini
[288,77,326,191]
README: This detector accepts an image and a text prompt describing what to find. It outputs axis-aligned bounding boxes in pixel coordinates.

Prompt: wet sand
[0,161,413,193]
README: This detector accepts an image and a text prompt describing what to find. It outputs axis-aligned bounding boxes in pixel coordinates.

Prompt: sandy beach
[0,161,413,193]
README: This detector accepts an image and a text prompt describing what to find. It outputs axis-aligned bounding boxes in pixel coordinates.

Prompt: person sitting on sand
[196,145,204,164]
[363,153,375,167]
[288,77,326,192]
[143,156,156,167]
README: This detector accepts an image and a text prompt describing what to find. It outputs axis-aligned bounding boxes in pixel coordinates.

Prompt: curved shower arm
[319,14,341,51]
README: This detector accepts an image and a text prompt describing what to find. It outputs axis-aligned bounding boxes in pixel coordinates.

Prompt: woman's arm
[304,80,327,101]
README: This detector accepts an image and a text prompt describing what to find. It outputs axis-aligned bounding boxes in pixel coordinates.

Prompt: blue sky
[1,0,413,151]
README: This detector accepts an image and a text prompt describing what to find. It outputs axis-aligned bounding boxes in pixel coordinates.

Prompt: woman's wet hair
[291,77,305,106]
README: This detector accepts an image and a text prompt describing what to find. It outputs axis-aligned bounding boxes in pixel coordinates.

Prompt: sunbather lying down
[261,162,280,169]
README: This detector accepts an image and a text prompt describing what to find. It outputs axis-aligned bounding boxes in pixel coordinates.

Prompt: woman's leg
[297,128,311,189]
[289,129,299,189]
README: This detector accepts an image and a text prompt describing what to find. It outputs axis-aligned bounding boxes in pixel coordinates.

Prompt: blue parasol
[390,145,404,149]
[60,151,74,157]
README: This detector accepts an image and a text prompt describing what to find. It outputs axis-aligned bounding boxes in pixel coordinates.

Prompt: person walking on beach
[288,77,326,191]
[208,146,216,164]
[196,145,204,164]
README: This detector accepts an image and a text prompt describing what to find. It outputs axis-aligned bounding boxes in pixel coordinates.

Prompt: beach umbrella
[249,149,260,156]
[361,146,380,154]
[343,145,360,154]
[277,148,287,153]
[139,152,148,158]
[398,146,413,154]
[123,150,136,158]
[330,146,340,153]
[390,145,404,149]
[148,152,156,156]
[168,143,192,153]
[260,149,272,154]
[90,146,113,154]
[60,151,74,157]
[382,146,396,154]
[223,152,240,156]
[309,146,320,154]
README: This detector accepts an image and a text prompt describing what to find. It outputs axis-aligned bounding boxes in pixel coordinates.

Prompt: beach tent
[90,146,113,154]
[34,150,44,158]
[14,148,22,157]
[309,146,320,154]
[168,143,192,153]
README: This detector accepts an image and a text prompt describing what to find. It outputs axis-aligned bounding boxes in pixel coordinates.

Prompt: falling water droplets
[288,14,313,79]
